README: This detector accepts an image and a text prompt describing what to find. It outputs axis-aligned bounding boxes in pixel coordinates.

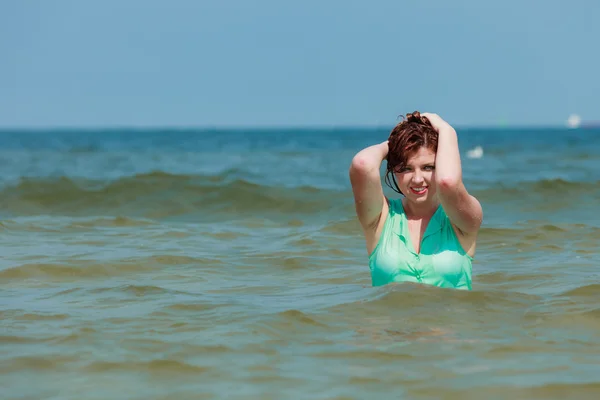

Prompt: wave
[0,253,228,283]
[0,261,157,282]
[0,171,349,218]
[473,178,600,200]
[248,309,335,340]
[317,283,543,324]
[476,224,600,253]
[84,359,209,374]
[1,355,82,373]
[557,283,600,298]
[2,172,599,219]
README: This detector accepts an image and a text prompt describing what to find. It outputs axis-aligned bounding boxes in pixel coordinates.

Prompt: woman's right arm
[349,141,389,233]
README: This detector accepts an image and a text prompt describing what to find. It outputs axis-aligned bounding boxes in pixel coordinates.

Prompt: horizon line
[0,122,595,131]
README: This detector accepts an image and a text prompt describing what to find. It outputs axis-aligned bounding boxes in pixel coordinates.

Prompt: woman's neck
[402,198,440,220]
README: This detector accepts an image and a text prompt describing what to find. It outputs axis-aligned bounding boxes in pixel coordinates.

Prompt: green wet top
[368,198,473,290]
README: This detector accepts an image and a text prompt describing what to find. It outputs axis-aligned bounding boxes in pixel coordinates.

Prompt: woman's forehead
[405,147,436,163]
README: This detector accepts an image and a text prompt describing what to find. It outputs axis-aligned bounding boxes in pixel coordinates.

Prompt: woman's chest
[376,238,466,278]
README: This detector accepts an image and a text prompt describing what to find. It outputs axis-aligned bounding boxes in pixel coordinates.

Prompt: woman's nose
[412,172,424,183]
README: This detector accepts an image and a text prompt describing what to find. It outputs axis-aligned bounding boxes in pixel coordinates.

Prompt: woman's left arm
[423,113,483,235]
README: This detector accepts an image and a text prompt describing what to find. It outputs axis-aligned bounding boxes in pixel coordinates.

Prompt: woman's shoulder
[438,205,478,257]
[437,205,455,228]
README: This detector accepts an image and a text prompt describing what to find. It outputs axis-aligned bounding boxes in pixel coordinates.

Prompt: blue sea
[2,126,600,399]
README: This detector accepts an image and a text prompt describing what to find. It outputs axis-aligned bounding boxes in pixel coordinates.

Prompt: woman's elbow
[436,176,461,192]
[350,155,376,175]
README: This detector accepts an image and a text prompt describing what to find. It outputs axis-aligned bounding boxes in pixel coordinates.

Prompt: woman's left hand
[421,113,455,134]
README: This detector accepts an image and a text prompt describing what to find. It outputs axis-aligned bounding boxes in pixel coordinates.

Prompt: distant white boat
[567,114,581,129]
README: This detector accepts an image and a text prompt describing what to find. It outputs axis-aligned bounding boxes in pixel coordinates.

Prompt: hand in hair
[420,113,456,134]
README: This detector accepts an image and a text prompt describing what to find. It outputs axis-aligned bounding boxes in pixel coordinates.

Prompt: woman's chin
[409,196,428,203]
[405,192,436,204]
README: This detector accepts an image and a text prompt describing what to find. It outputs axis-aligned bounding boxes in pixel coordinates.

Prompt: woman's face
[394,146,437,204]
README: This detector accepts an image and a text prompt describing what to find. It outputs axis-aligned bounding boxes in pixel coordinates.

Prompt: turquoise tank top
[368,198,473,290]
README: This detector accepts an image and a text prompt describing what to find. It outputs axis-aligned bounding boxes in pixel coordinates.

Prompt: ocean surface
[2,126,600,399]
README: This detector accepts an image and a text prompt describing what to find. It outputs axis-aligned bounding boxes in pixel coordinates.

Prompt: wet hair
[384,111,438,195]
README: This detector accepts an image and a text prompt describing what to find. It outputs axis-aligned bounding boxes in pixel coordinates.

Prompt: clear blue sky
[1,0,599,128]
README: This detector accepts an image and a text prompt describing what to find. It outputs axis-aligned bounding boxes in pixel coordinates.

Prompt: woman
[349,111,482,289]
